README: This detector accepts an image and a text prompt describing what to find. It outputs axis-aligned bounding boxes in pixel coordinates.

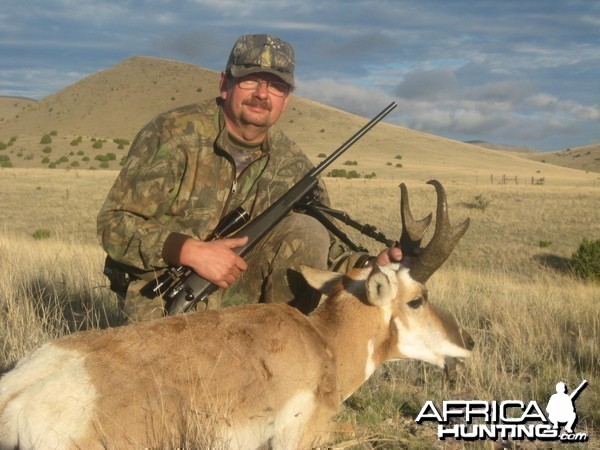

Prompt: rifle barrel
[312,102,397,177]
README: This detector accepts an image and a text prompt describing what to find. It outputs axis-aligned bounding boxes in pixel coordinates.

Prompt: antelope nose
[461,328,475,350]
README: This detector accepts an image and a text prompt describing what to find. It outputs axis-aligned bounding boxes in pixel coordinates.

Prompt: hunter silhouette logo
[546,380,587,434]
[415,379,589,443]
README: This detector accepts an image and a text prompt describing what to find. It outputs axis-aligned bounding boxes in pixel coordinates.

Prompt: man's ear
[219,71,229,100]
[281,92,290,112]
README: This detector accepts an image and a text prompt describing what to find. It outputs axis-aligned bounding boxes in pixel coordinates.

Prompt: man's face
[220,72,290,141]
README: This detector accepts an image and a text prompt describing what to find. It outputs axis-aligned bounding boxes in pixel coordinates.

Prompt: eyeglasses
[236,76,290,97]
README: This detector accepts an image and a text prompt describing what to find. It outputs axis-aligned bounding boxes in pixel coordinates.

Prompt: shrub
[329,169,362,179]
[318,153,327,158]
[571,238,600,283]
[113,138,130,149]
[539,240,552,248]
[42,146,52,154]
[472,194,491,212]
[32,229,51,240]
[0,142,7,150]
[343,161,358,166]
[92,140,103,149]
[40,134,52,144]
[329,169,348,178]
[395,154,402,160]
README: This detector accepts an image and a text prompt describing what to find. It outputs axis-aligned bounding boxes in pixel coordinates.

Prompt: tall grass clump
[0,233,120,371]
[571,238,600,283]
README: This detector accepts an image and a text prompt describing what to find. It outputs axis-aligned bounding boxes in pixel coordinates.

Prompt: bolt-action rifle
[141,102,397,315]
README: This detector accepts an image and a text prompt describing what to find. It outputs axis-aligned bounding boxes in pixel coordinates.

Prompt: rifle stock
[164,102,397,314]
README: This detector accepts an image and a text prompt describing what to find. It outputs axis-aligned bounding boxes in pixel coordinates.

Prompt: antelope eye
[407,298,423,309]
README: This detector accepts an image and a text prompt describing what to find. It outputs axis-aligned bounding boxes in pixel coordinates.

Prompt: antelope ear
[300,265,344,296]
[366,265,394,307]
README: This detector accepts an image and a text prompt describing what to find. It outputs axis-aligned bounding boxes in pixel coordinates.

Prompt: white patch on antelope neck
[364,338,377,382]
[0,344,96,449]
[227,389,316,449]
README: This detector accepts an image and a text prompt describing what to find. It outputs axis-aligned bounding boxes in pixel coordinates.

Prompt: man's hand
[179,236,249,288]
[375,246,403,267]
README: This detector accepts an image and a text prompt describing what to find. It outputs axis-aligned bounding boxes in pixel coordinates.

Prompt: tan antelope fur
[0,262,473,449]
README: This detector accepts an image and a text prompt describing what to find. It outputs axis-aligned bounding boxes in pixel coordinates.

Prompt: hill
[0,56,597,185]
[467,140,600,174]
[464,140,539,154]
[519,143,600,174]
[0,97,37,123]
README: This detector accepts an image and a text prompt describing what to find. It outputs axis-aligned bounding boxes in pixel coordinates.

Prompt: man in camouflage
[98,34,400,322]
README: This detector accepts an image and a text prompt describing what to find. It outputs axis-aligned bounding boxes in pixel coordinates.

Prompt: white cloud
[296,78,391,118]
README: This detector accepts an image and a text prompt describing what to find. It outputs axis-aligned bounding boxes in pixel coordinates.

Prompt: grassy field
[1,167,598,448]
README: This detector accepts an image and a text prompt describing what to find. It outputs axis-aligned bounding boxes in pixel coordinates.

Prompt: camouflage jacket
[97,97,361,279]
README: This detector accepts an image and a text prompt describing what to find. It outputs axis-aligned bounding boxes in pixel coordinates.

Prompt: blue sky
[1,0,598,151]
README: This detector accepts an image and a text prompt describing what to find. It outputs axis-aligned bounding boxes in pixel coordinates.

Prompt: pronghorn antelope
[0,180,472,450]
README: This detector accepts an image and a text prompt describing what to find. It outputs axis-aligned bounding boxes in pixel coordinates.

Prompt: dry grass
[1,167,598,448]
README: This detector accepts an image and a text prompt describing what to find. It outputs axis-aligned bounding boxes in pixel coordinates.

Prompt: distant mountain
[0,56,597,180]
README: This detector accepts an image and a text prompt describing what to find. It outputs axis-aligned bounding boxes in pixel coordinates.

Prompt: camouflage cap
[226,34,295,87]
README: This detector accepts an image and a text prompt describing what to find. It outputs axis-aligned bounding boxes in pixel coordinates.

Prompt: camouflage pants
[122,213,330,323]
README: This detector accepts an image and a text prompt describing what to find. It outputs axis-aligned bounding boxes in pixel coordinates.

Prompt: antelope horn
[399,180,470,283]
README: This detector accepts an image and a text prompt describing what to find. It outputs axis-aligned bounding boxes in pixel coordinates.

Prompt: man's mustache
[243,98,272,111]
